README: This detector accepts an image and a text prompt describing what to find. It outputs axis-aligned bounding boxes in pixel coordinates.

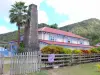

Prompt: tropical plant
[90,48,99,53]
[41,45,63,54]
[9,1,28,46]
[62,48,72,54]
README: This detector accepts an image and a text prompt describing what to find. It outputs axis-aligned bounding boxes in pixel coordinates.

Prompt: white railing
[10,51,41,75]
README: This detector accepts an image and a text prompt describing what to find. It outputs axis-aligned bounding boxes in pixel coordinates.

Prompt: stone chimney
[24,4,39,51]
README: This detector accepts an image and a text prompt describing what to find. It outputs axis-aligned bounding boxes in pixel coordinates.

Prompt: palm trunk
[18,26,20,47]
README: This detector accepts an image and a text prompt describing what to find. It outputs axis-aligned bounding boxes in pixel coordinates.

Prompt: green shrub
[96,47,100,53]
[41,45,64,54]
[18,42,25,53]
[72,49,82,54]
[90,48,99,53]
[62,48,72,54]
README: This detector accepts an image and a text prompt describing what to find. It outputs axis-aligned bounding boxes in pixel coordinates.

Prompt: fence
[10,51,41,75]
[41,53,100,68]
[0,53,4,75]
[10,52,100,75]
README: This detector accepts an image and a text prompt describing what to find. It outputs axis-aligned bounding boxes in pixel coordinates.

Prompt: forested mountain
[0,18,100,45]
[60,18,100,45]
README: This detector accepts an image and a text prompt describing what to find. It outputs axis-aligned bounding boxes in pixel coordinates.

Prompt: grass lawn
[4,62,100,75]
[30,62,100,75]
[4,64,10,73]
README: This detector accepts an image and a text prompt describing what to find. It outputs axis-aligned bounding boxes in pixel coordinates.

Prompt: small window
[68,40,70,43]
[67,37,71,43]
[49,35,55,41]
[80,41,83,44]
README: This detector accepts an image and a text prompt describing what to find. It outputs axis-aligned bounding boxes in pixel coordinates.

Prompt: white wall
[56,34,64,42]
[71,37,78,44]
[38,31,90,46]
[84,40,89,45]
[44,32,49,40]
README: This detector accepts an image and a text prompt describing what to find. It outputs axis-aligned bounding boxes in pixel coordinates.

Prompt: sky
[0,0,100,34]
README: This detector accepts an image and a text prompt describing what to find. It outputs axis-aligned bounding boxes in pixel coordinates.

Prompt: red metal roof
[38,27,88,40]
[40,40,93,48]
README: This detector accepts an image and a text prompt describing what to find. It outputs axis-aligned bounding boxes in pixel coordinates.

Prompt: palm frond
[9,1,28,26]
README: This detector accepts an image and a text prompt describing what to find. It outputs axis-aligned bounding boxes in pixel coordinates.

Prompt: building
[20,27,92,50]
[38,27,92,50]
[95,43,100,47]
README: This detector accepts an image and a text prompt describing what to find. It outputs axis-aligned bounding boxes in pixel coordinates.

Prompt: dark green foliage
[9,1,28,46]
[96,47,100,52]
[90,48,99,53]
[60,18,100,45]
[38,23,58,29]
[49,23,58,29]
[9,1,28,26]
[18,42,25,53]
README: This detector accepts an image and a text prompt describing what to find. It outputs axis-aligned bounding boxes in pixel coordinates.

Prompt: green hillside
[0,18,100,45]
[60,18,100,45]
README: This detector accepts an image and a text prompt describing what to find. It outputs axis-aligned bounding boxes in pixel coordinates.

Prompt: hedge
[41,45,100,54]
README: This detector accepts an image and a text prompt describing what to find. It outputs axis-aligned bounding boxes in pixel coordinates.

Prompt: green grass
[3,62,100,75]
[29,62,100,75]
[46,62,100,75]
[4,64,10,73]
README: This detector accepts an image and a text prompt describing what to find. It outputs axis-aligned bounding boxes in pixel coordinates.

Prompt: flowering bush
[81,50,91,54]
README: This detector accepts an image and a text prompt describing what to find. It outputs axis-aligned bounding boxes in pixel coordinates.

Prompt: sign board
[48,54,55,63]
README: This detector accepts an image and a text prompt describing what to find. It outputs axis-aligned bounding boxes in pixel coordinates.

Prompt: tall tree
[9,2,28,46]
[50,23,58,29]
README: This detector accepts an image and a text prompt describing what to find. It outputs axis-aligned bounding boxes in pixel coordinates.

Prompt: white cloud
[7,0,48,24]
[46,0,100,26]
[0,26,11,34]
[4,17,10,23]
[59,20,74,27]
[38,10,48,24]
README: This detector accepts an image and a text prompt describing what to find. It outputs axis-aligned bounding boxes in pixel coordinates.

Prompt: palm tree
[9,2,28,47]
